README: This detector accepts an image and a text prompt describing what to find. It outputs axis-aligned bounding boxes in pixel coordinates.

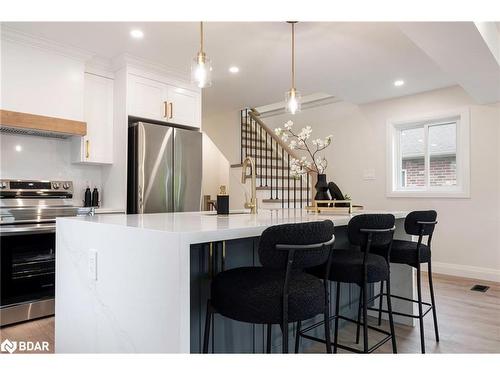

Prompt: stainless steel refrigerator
[127,122,202,214]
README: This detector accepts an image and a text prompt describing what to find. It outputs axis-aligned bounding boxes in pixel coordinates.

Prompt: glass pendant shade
[285,88,301,114]
[191,52,212,88]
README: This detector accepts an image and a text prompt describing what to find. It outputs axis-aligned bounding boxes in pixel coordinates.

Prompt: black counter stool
[302,214,397,354]
[202,221,335,354]
[369,210,439,353]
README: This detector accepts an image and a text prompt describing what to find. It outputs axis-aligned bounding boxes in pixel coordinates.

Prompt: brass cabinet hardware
[163,101,168,118]
[168,102,173,119]
[85,139,90,159]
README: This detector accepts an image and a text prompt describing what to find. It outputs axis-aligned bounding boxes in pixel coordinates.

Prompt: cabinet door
[1,40,84,121]
[128,74,168,121]
[74,73,113,164]
[166,86,201,128]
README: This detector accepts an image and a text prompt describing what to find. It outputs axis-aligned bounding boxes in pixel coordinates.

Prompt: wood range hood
[0,109,87,139]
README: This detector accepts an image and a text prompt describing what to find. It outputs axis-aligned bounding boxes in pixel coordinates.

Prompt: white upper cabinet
[1,39,85,121]
[73,73,114,164]
[127,73,201,128]
[166,86,201,127]
[128,74,167,122]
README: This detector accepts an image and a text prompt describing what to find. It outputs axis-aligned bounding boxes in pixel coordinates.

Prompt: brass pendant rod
[291,22,295,89]
[200,21,204,54]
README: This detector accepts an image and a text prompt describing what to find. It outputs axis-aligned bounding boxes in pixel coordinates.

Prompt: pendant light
[191,22,212,88]
[285,21,301,114]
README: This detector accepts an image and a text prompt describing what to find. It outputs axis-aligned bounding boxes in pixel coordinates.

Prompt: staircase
[231,108,312,209]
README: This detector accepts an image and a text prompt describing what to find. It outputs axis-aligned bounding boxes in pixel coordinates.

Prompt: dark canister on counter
[91,187,99,207]
[84,187,92,207]
[216,185,229,215]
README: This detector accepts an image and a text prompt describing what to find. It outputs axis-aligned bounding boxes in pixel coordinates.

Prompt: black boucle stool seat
[299,214,398,354]
[308,250,389,284]
[368,210,440,354]
[202,220,335,354]
[211,267,325,324]
[372,239,431,266]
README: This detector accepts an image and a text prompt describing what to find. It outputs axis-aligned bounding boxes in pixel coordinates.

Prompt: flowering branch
[275,120,333,177]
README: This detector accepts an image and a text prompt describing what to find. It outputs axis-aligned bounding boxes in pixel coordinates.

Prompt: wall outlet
[88,249,98,281]
[363,169,376,180]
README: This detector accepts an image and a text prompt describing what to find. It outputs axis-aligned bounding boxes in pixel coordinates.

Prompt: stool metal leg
[416,264,426,353]
[362,280,369,353]
[203,301,213,354]
[282,323,289,353]
[295,321,301,353]
[385,277,397,353]
[428,260,440,342]
[266,324,272,353]
[324,284,332,354]
[355,287,362,344]
[378,280,384,325]
[333,282,341,353]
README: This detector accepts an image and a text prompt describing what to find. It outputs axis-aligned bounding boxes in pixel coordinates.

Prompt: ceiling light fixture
[394,79,405,87]
[285,21,301,115]
[229,66,239,74]
[191,22,212,88]
[130,29,144,39]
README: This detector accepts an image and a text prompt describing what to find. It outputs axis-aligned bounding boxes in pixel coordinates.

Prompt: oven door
[0,224,56,310]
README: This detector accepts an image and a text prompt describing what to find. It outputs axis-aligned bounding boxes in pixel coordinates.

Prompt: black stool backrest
[348,214,395,249]
[259,220,334,269]
[404,210,437,236]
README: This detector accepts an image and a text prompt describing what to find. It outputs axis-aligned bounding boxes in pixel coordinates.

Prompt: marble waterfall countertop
[61,209,409,242]
[55,208,412,353]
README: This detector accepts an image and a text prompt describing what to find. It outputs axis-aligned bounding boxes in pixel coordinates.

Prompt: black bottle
[91,187,99,207]
[84,187,92,207]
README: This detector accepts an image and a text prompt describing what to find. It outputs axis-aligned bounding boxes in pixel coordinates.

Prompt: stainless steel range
[0,179,93,326]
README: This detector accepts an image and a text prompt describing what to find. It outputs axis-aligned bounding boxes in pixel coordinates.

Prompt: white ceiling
[2,22,495,117]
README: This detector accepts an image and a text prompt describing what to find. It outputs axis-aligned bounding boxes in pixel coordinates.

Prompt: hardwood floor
[0,316,54,353]
[1,273,499,354]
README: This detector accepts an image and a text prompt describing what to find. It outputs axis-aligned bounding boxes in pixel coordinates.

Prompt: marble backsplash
[0,132,104,206]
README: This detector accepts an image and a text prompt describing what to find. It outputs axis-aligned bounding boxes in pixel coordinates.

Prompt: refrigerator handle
[138,123,146,214]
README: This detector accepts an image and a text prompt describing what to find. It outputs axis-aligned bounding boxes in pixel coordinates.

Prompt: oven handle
[0,224,56,236]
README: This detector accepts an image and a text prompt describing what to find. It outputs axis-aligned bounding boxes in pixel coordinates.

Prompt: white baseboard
[430,261,500,283]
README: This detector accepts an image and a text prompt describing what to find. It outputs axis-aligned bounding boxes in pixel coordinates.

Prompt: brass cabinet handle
[85,139,90,159]
[168,102,173,119]
[163,101,168,118]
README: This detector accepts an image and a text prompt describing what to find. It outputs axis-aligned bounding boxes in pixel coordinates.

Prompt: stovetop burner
[0,179,93,227]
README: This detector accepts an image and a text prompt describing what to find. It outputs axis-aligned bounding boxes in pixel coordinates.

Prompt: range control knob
[0,182,6,189]
[63,183,70,190]
[52,182,60,189]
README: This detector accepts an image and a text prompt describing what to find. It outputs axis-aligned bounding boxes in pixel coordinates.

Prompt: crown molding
[112,53,190,83]
[256,93,341,118]
[1,26,94,62]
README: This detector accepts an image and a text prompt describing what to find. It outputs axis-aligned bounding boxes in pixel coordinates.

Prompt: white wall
[202,110,241,164]
[0,133,103,205]
[261,86,500,282]
[202,132,230,201]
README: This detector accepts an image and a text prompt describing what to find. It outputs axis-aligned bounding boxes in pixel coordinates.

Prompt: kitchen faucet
[241,156,257,214]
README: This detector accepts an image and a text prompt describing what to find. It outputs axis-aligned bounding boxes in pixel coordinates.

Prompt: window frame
[386,108,470,198]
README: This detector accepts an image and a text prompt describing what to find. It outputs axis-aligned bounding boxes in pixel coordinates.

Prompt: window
[387,109,470,198]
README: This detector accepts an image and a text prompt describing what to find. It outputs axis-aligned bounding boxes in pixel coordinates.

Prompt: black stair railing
[240,108,312,208]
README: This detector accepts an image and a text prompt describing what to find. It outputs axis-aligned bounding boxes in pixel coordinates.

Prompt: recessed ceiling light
[229,66,240,74]
[15,145,22,152]
[394,79,405,87]
[130,29,144,39]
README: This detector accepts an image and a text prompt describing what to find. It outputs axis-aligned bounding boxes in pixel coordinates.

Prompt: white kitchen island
[55,209,414,353]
